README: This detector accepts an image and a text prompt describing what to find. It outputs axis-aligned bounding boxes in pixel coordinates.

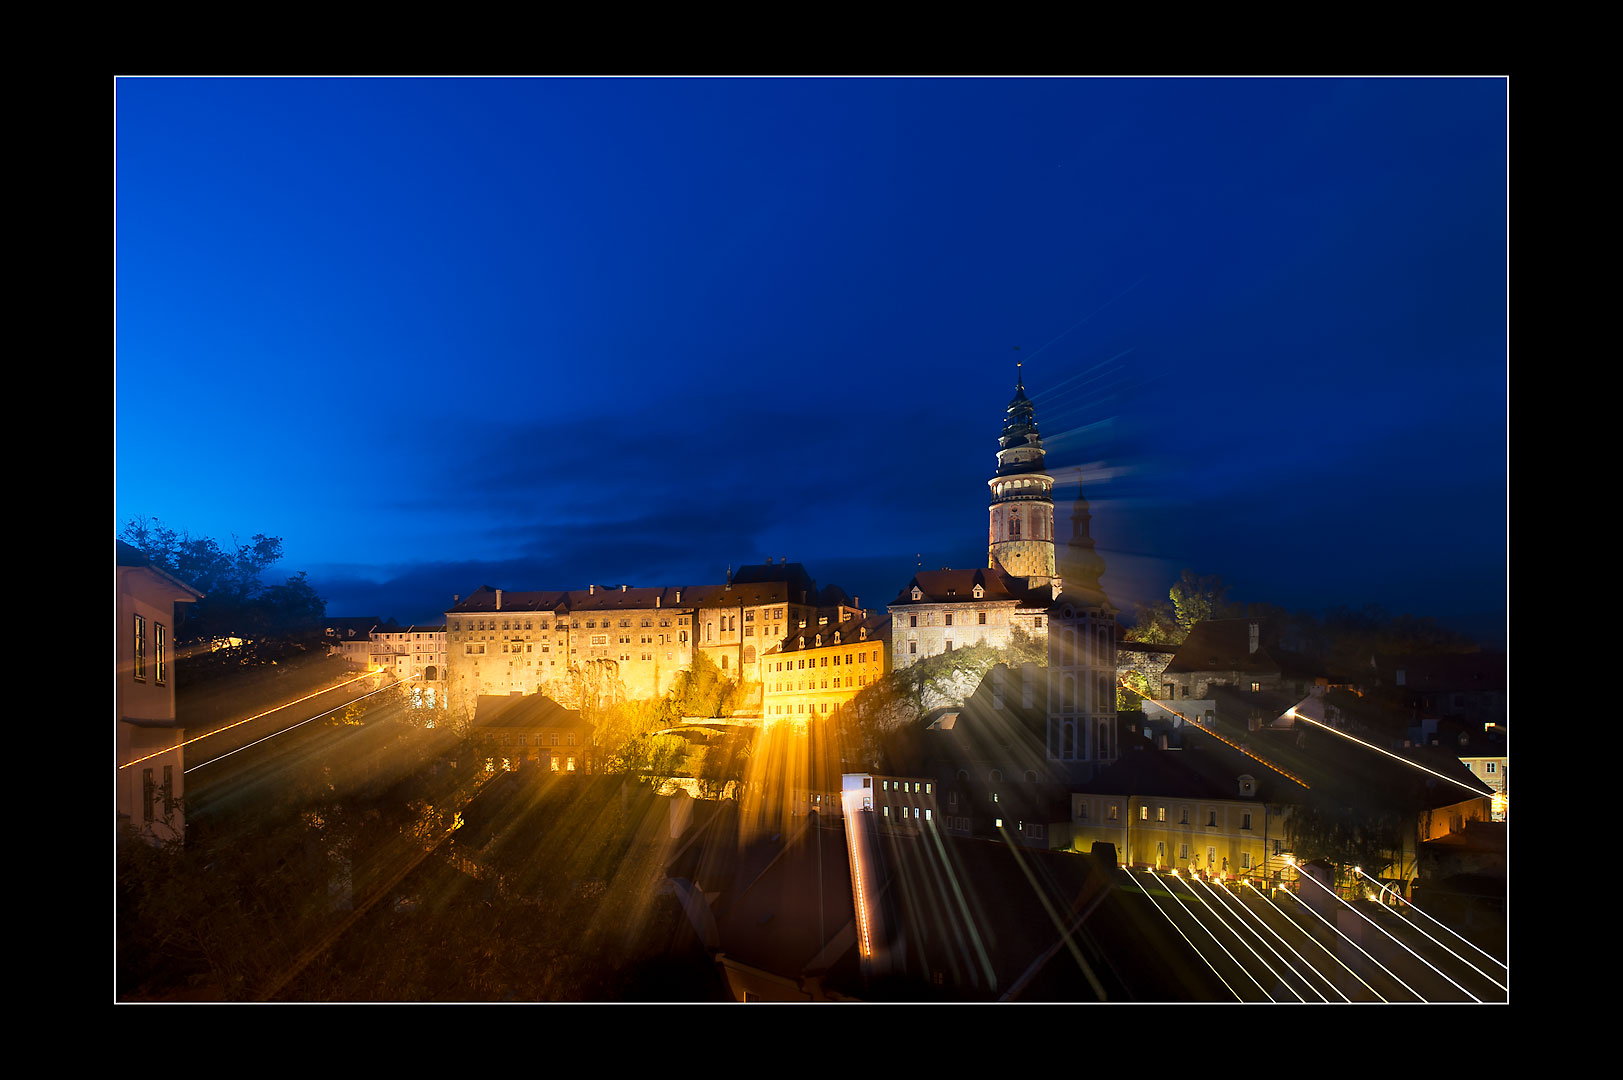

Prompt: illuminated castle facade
[890,369,1063,668]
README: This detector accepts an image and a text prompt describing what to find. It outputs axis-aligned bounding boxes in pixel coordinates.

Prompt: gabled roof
[473,693,586,729]
[1084,743,1304,804]
[115,540,204,601]
[778,613,891,653]
[890,568,1034,606]
[1164,619,1324,680]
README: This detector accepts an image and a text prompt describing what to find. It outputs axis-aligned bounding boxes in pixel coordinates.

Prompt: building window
[1140,805,1148,821]
[1486,761,1498,774]
[978,612,986,625]
[909,641,917,655]
[1107,804,1119,822]
[567,757,576,772]
[1157,807,1166,822]
[1208,811,1218,827]
[1242,813,1252,830]
[1250,682,1261,693]
[142,769,155,822]
[1180,808,1190,824]
[1241,852,1252,869]
[944,613,953,627]
[133,615,146,680]
[163,765,175,815]
[154,623,167,684]
[909,615,918,628]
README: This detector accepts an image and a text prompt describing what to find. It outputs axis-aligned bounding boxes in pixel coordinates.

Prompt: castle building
[443,562,846,716]
[763,610,891,720]
[889,368,1064,669]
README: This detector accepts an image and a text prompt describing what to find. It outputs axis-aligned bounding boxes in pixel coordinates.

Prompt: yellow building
[762,612,891,720]
[1068,745,1303,884]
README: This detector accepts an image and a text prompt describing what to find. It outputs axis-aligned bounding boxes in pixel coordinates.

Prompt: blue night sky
[114,77,1507,642]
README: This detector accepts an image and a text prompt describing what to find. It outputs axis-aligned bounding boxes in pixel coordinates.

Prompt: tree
[119,516,325,642]
[1169,570,1237,635]
[1123,598,1180,644]
[1285,801,1405,882]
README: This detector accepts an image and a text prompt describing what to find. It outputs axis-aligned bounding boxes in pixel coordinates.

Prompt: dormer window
[911,587,922,601]
[973,584,984,599]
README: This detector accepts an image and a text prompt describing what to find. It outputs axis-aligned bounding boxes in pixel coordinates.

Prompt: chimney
[621,584,627,592]
[1248,623,1259,655]
[496,589,503,611]
[453,594,459,604]
[656,595,661,608]
[675,589,681,603]
[590,584,595,595]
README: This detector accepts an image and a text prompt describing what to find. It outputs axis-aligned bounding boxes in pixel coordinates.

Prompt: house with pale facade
[116,540,202,844]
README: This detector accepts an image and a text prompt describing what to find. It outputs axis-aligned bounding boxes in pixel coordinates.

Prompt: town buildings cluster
[117,371,1505,908]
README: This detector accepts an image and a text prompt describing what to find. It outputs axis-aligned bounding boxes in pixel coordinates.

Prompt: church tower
[1047,478,1117,775]
[987,365,1057,589]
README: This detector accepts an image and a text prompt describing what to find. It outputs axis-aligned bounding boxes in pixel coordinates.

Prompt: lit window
[154,623,167,684]
[1157,807,1166,822]
[567,757,576,772]
[1140,806,1148,820]
[133,615,146,680]
[995,818,1003,828]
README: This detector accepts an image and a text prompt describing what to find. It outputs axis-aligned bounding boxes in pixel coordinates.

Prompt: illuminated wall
[1070,793,1292,881]
[763,618,891,720]
[116,552,201,844]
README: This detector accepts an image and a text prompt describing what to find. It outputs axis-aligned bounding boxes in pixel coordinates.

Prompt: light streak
[1240,880,1372,1002]
[1183,873,1321,1002]
[1156,869,1273,1000]
[1124,868,1243,1002]
[1276,888,1403,1001]
[842,790,876,963]
[120,669,400,769]
[184,676,406,772]
[921,821,998,990]
[1170,872,1301,1001]
[1354,869,1508,989]
[1121,680,1312,789]
[1294,869,1473,1001]
[1287,709,1492,800]
[998,822,1108,1000]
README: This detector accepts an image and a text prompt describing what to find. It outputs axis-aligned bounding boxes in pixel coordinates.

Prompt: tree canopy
[120,516,325,642]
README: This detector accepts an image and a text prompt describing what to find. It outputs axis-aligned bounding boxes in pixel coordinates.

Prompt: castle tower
[987,365,1056,588]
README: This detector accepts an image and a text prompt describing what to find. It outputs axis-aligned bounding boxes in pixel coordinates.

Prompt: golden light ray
[120,669,405,770]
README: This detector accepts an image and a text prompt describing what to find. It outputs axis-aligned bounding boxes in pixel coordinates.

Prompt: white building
[116,540,202,844]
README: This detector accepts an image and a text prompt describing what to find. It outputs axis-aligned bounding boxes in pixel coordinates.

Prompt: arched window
[1009,509,1021,539]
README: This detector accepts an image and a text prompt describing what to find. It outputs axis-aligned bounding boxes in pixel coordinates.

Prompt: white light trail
[184,676,409,773]
[1170,873,1302,1001]
[999,825,1108,1000]
[1156,869,1273,1000]
[1183,874,1321,1002]
[1124,868,1244,1002]
[1287,709,1491,800]
[121,669,401,769]
[1354,869,1508,991]
[1295,869,1470,1001]
[1241,880,1374,1002]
